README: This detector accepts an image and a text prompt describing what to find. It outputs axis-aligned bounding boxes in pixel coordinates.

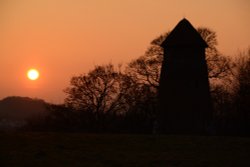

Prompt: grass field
[0,132,250,167]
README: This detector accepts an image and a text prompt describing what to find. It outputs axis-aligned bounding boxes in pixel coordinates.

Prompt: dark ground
[0,132,250,167]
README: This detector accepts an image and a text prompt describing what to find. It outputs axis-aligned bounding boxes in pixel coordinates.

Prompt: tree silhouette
[64,64,131,116]
[234,48,250,135]
[64,64,157,132]
[60,27,245,134]
[211,48,250,135]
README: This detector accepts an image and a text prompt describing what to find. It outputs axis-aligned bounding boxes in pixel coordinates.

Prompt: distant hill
[0,96,48,129]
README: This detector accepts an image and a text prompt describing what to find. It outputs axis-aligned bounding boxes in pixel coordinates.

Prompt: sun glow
[27,69,40,80]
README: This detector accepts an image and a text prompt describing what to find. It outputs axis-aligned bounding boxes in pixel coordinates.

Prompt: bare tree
[125,32,168,90]
[234,48,250,133]
[64,64,130,115]
[234,48,250,95]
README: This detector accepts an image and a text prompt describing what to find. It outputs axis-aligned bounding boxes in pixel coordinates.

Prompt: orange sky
[1,0,249,103]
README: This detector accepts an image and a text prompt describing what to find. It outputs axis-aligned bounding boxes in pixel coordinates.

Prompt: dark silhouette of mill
[158,18,212,134]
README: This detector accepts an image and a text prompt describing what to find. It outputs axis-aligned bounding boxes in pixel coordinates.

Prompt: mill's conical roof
[161,18,208,48]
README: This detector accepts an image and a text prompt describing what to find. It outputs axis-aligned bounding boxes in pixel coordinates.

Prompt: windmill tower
[158,19,212,134]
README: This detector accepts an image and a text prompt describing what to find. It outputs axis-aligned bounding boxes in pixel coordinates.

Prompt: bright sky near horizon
[1,0,249,103]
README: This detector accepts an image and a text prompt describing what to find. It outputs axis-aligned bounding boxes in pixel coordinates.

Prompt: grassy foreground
[0,132,250,167]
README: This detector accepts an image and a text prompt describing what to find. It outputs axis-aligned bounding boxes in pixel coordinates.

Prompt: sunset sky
[1,0,249,103]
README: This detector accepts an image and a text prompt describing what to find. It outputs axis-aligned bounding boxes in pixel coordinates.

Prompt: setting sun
[27,69,40,80]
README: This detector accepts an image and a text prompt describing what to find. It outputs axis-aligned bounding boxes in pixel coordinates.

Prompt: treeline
[28,28,250,136]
